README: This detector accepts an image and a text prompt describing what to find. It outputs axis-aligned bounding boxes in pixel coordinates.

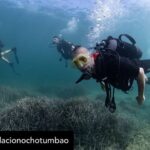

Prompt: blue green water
[0,0,150,99]
[1,1,150,148]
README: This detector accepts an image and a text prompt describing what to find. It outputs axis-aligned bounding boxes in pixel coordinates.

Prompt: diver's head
[72,46,95,72]
[52,36,61,44]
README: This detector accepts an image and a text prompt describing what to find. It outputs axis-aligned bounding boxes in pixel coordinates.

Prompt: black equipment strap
[105,82,116,113]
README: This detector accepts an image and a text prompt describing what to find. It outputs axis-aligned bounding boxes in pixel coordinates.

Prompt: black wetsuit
[57,40,74,60]
[92,51,150,92]
[75,49,150,112]
[91,51,150,112]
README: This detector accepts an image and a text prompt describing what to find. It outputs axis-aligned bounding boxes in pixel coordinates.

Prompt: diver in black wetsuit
[72,42,150,112]
[52,36,76,67]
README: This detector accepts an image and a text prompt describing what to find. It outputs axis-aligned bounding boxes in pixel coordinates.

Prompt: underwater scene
[0,0,150,149]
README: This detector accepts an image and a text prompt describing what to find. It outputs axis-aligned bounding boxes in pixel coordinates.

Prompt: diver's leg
[1,56,11,64]
[1,49,12,56]
[1,48,19,64]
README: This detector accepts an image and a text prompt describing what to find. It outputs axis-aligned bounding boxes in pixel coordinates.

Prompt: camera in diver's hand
[94,40,106,51]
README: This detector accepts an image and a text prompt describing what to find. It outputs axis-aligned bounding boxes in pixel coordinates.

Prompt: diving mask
[72,54,89,69]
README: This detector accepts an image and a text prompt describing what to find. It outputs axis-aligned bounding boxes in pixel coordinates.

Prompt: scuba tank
[95,34,143,59]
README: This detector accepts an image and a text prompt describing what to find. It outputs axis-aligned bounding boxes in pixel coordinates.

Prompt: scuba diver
[52,36,76,67]
[0,40,19,75]
[72,34,150,113]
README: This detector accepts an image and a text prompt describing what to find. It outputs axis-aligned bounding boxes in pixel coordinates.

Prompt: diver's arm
[136,67,145,105]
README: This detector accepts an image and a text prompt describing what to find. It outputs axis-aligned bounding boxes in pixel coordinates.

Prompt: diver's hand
[136,95,145,105]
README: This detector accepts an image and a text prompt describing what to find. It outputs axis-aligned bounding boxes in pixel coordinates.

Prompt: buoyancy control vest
[93,49,136,91]
[91,49,136,113]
